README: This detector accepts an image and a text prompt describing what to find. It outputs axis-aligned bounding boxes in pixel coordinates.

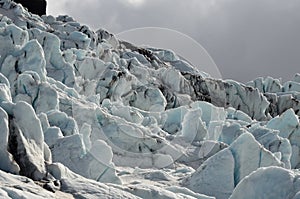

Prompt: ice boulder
[95,107,165,155]
[88,139,121,183]
[177,140,228,169]
[229,167,300,199]
[0,83,12,102]
[267,108,299,138]
[283,81,300,92]
[0,23,28,66]
[0,107,20,174]
[190,101,226,140]
[249,125,292,169]
[247,76,282,93]
[75,57,107,80]
[44,126,63,147]
[182,74,270,120]
[185,133,283,199]
[162,106,188,134]
[51,134,121,184]
[34,82,59,113]
[1,39,47,87]
[185,149,235,199]
[47,110,79,136]
[128,86,167,112]
[225,80,270,120]
[294,73,300,83]
[96,28,119,49]
[28,28,76,87]
[226,107,252,123]
[229,132,283,185]
[181,109,207,142]
[8,101,46,180]
[14,71,59,114]
[219,121,247,145]
[267,108,300,168]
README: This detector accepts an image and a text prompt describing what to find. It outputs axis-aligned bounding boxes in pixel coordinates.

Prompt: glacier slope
[0,0,300,198]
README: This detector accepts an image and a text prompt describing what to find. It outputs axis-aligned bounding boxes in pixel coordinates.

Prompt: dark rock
[13,0,47,16]
[43,181,60,193]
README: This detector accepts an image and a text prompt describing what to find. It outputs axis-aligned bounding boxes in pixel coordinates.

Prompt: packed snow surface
[0,0,300,198]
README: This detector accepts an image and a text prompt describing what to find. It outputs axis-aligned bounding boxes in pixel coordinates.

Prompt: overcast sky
[47,0,300,83]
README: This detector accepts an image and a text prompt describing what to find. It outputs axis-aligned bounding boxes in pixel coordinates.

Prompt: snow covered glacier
[0,0,300,198]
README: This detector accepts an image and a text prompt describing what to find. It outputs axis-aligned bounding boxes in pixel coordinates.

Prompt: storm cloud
[47,0,300,82]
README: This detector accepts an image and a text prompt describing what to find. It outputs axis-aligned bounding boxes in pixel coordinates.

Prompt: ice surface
[185,149,235,199]
[267,108,300,168]
[9,101,46,180]
[181,109,207,142]
[185,132,284,198]
[228,133,283,184]
[229,167,300,199]
[0,170,56,199]
[247,76,282,93]
[0,0,300,198]
[0,107,20,174]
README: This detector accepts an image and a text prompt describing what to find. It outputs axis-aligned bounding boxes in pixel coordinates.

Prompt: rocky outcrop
[13,0,46,16]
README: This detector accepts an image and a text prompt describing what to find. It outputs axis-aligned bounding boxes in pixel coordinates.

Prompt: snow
[0,0,300,198]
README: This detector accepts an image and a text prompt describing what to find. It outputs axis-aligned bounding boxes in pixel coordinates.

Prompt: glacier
[0,0,300,198]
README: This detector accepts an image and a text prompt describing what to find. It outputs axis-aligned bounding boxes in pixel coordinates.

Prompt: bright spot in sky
[124,0,145,7]
[127,0,144,4]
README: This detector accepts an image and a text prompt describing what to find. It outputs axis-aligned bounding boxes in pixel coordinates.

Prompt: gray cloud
[47,0,300,82]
